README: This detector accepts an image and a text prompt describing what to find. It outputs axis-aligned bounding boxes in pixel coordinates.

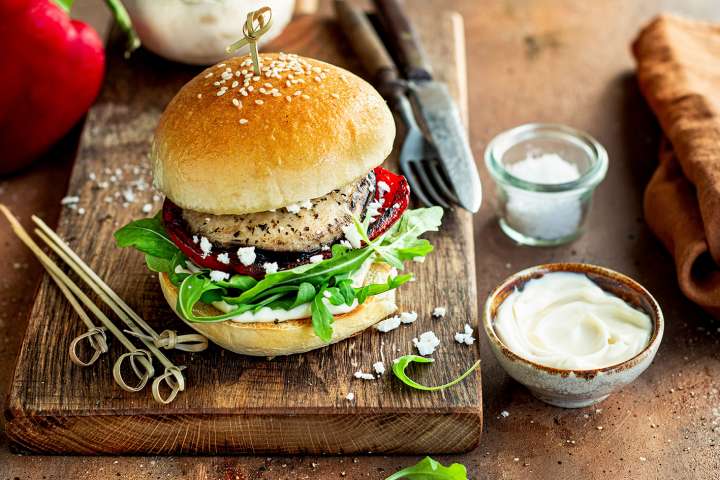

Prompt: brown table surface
[2,0,720,478]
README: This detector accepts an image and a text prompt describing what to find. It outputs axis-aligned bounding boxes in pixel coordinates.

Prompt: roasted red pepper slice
[163,167,410,278]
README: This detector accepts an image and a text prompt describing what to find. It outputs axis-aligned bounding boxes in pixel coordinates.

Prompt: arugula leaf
[290,282,316,308]
[311,292,334,342]
[374,207,443,268]
[145,254,172,273]
[385,456,467,480]
[176,274,225,322]
[392,355,480,392]
[114,213,179,260]
[355,274,413,304]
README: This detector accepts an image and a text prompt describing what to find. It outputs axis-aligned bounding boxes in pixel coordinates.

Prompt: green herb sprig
[385,456,467,480]
[392,355,480,391]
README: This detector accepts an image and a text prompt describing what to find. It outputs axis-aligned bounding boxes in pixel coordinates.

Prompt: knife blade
[373,0,482,212]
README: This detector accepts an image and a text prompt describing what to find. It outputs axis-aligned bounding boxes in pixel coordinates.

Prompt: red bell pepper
[0,0,138,175]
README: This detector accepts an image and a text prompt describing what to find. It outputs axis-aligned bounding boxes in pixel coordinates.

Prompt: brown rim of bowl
[483,263,664,379]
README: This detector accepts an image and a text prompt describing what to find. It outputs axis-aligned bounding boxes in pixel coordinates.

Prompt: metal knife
[373,0,482,213]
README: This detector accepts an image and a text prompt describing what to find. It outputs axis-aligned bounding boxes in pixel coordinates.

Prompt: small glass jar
[485,123,608,246]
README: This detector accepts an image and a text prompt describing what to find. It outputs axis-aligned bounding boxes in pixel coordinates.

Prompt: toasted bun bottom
[159,263,398,356]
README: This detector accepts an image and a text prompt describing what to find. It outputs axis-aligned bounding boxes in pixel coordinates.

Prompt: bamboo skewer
[32,216,207,353]
[0,205,154,392]
[32,227,186,404]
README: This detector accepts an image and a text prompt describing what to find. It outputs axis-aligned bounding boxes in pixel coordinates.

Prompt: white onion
[124,0,295,65]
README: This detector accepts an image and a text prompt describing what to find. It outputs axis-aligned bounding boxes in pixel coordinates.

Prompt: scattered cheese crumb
[412,256,426,263]
[309,254,324,264]
[192,235,199,244]
[321,245,330,251]
[209,270,230,282]
[217,252,230,265]
[432,306,447,318]
[373,361,385,375]
[454,324,475,345]
[340,239,353,249]
[345,392,355,401]
[354,371,375,380]
[199,236,212,258]
[341,223,363,249]
[60,195,80,205]
[375,315,401,333]
[412,331,440,356]
[236,246,256,266]
[399,311,418,324]
[77,207,86,215]
[263,262,278,274]
[377,181,391,195]
[500,410,510,418]
[239,118,249,125]
[142,203,152,214]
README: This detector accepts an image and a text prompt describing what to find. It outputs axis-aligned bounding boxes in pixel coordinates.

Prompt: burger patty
[181,172,376,252]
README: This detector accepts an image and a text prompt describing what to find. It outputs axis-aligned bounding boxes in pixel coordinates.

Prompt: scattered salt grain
[237,246,256,266]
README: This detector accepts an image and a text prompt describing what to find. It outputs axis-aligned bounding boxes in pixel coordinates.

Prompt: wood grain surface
[3,10,481,455]
[3,0,720,479]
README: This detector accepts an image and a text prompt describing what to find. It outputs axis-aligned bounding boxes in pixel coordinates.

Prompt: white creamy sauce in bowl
[493,272,653,370]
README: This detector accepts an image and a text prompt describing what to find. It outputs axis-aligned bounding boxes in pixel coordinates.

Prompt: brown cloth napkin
[633,14,720,316]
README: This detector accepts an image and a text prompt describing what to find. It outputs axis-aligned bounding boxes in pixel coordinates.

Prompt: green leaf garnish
[392,355,480,392]
[115,207,444,341]
[384,456,467,480]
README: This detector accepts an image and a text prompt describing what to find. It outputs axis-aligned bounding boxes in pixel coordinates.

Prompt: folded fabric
[633,14,720,315]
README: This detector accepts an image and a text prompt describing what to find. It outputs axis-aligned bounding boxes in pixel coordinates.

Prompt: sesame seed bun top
[152,53,395,215]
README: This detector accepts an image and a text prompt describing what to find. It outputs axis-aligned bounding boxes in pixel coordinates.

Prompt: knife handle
[334,0,405,101]
[373,0,433,81]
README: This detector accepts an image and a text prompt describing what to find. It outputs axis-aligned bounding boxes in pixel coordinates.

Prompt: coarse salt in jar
[484,123,608,246]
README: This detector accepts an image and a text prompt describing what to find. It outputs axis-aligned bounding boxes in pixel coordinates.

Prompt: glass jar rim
[484,123,609,193]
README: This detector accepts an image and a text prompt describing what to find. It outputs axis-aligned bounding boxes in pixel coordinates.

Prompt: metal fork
[395,94,459,208]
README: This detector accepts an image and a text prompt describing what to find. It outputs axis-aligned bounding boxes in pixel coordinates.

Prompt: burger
[115,52,443,356]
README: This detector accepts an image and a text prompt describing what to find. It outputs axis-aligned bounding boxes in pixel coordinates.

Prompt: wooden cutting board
[4,9,480,455]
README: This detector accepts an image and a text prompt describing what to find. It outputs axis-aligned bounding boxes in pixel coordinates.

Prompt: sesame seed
[285,80,292,87]
[213,81,220,86]
[240,90,248,96]
[218,63,226,67]
[264,82,273,88]
[239,118,248,125]
[197,93,202,99]
[272,92,281,97]
[301,94,310,99]
[217,89,227,96]
[253,76,260,81]
[232,98,241,107]
[314,76,322,82]
[255,99,264,105]
[259,87,267,94]
[247,86,254,92]
[285,96,292,102]
[293,90,302,96]
[331,93,340,99]
[205,72,213,78]
[231,81,239,88]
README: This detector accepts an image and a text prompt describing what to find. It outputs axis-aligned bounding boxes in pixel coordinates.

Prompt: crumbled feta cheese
[217,253,230,265]
[341,223,363,249]
[199,236,212,258]
[299,199,313,209]
[399,311,418,324]
[285,203,301,214]
[413,256,426,263]
[236,246,256,266]
[500,410,510,418]
[365,200,384,223]
[60,195,80,205]
[263,262,278,274]
[454,324,475,345]
[209,270,230,282]
[340,239,353,249]
[309,254,324,263]
[285,200,313,214]
[142,203,152,214]
[432,306,447,318]
[375,315,401,332]
[77,207,86,215]
[345,392,355,401]
[321,244,330,251]
[373,361,385,375]
[377,180,391,195]
[354,371,375,380]
[192,235,199,244]
[413,331,440,356]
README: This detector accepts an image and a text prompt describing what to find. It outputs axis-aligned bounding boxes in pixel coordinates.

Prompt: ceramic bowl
[483,263,664,408]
